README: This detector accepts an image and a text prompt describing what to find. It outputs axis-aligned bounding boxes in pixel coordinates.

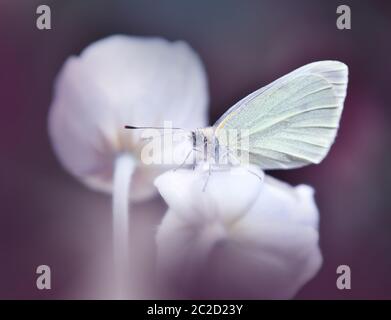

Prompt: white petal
[204,225,322,299]
[48,35,209,201]
[222,185,322,299]
[246,175,319,228]
[155,172,322,299]
[154,165,264,225]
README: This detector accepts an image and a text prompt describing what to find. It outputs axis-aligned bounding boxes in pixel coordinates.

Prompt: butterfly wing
[214,61,348,169]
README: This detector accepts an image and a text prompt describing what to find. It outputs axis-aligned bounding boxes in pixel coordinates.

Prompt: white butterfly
[190,60,348,170]
[127,60,348,171]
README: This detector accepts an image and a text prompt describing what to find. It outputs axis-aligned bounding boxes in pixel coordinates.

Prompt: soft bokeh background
[1,0,390,299]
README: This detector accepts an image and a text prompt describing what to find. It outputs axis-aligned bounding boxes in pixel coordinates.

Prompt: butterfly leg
[173,148,200,172]
[224,146,241,167]
[246,169,263,181]
[202,163,212,192]
[225,148,263,181]
[192,148,200,170]
[203,160,246,191]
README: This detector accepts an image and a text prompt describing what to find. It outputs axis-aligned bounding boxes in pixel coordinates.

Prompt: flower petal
[154,165,264,225]
[246,175,319,228]
[155,172,322,299]
[48,35,209,201]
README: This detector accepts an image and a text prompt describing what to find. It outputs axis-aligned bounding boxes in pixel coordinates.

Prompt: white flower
[48,35,208,202]
[155,166,322,299]
[48,35,209,297]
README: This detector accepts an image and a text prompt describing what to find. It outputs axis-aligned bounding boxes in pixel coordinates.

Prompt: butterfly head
[191,127,219,163]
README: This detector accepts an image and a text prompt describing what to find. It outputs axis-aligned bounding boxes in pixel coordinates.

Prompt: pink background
[0,0,390,299]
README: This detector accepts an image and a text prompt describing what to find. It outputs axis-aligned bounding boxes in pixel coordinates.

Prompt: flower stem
[113,153,135,298]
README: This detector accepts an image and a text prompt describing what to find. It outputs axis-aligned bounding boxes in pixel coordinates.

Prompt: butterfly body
[192,127,222,165]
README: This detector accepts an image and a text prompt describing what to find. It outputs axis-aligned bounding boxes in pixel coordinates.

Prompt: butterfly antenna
[125,125,185,130]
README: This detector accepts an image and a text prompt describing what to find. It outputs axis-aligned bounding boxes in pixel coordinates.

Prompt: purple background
[1,0,391,299]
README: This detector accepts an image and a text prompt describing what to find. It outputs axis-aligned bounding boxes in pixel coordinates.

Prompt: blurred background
[1,0,391,299]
